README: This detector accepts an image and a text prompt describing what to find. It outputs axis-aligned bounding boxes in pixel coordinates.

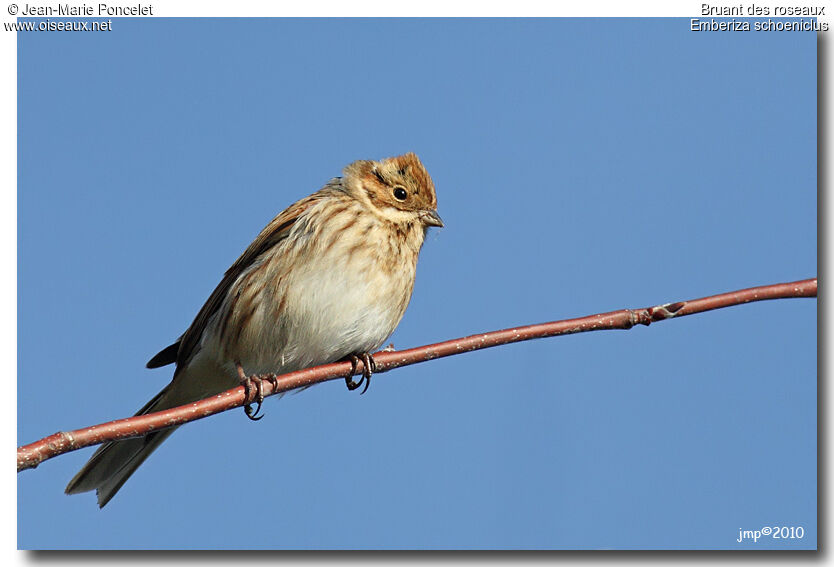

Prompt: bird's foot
[236,363,278,421]
[344,352,376,395]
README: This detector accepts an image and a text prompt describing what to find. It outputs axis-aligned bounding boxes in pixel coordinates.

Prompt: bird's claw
[345,352,376,395]
[237,364,278,421]
[244,398,263,421]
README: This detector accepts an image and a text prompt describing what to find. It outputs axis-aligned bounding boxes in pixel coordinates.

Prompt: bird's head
[344,152,443,229]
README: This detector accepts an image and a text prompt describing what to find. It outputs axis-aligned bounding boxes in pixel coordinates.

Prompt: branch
[18,278,817,472]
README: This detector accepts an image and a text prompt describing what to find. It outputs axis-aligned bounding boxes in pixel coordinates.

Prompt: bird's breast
[215,213,421,376]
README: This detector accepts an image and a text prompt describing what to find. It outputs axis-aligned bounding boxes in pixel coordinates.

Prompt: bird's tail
[65,383,181,508]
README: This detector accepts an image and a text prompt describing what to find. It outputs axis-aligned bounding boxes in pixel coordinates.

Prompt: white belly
[204,228,416,378]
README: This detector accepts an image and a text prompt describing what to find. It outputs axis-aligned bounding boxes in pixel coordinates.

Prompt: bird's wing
[146,341,180,368]
[146,190,326,371]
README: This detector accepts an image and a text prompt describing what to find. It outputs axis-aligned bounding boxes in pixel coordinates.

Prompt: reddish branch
[18,278,817,472]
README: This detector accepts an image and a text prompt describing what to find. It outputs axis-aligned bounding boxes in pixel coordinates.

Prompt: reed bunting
[66,152,443,507]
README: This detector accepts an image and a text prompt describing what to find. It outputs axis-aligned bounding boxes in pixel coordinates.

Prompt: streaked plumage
[66,152,442,507]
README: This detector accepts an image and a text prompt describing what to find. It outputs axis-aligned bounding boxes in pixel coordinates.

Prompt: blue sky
[17,18,816,550]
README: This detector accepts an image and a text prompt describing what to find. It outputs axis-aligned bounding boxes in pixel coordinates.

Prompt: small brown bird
[66,152,442,507]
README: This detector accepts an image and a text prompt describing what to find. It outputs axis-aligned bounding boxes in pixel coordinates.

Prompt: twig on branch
[17,278,817,472]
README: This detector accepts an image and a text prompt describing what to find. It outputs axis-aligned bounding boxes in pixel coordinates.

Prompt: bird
[65,152,443,507]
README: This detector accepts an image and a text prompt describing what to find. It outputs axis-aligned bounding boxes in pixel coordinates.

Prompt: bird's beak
[422,210,444,228]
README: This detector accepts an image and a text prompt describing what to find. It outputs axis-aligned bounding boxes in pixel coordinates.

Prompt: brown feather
[173,193,322,370]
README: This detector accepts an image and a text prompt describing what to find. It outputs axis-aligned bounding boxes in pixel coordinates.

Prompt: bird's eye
[393,187,408,201]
